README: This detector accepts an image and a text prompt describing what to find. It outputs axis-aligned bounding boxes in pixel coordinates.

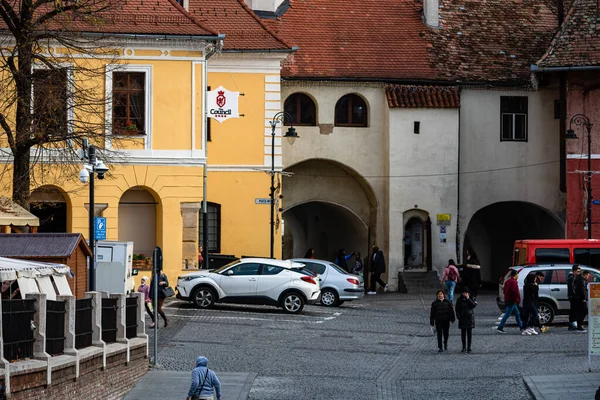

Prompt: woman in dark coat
[455,287,477,353]
[430,290,455,352]
[464,249,482,301]
[149,272,169,328]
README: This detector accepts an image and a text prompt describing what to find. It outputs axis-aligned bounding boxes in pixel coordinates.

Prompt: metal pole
[152,246,160,366]
[88,145,96,291]
[270,122,276,259]
[588,125,593,239]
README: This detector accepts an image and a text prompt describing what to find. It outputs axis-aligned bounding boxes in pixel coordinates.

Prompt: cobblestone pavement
[147,290,595,400]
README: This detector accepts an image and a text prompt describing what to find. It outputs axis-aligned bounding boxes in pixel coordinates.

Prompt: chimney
[423,0,439,28]
[244,0,286,15]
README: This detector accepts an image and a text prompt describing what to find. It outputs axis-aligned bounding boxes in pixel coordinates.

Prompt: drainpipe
[456,92,462,263]
[202,41,221,269]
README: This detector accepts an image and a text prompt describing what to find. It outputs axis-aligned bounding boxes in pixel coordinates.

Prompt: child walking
[430,290,455,352]
[455,287,477,353]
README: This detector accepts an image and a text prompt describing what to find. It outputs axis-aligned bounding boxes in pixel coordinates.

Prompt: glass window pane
[551,269,568,284]
[501,114,513,140]
[534,248,570,264]
[284,95,298,124]
[261,265,283,275]
[335,96,349,125]
[352,103,366,126]
[514,114,526,140]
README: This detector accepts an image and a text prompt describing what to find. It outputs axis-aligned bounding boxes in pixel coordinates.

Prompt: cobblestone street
[149,291,593,400]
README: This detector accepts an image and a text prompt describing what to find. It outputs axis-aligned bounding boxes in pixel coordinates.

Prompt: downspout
[202,40,221,270]
[557,0,566,194]
[456,92,462,263]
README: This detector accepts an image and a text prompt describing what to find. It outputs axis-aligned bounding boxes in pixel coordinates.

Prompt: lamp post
[269,111,299,259]
[79,141,109,290]
[567,114,594,239]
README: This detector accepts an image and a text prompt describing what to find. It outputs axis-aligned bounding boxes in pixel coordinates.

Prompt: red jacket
[504,278,520,304]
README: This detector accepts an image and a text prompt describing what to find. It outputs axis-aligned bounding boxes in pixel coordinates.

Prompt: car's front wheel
[320,289,339,307]
[192,286,216,309]
[538,301,555,325]
[281,292,305,314]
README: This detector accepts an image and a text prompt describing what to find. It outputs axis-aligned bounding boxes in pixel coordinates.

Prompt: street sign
[592,200,600,205]
[255,198,271,205]
[94,217,106,240]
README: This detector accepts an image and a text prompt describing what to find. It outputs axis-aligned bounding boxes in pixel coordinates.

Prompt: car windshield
[328,263,349,275]
[212,260,241,274]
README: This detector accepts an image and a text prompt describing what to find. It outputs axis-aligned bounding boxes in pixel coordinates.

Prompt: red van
[512,239,600,269]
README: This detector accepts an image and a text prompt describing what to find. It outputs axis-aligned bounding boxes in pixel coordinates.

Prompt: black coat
[430,299,455,325]
[523,278,539,307]
[371,251,386,274]
[149,273,169,300]
[455,295,476,329]
[573,275,588,301]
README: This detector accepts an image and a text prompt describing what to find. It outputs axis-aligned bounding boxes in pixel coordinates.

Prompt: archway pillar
[387,208,404,292]
[180,202,201,270]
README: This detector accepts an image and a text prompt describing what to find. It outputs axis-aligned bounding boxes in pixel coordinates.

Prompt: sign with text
[94,217,106,240]
[255,198,271,205]
[436,214,451,226]
[207,86,239,123]
[589,283,600,370]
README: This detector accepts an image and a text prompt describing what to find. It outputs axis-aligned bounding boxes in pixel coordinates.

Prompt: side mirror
[226,270,234,276]
[132,269,139,276]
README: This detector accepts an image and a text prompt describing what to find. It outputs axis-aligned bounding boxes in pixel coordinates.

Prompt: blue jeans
[445,280,456,301]
[498,302,523,330]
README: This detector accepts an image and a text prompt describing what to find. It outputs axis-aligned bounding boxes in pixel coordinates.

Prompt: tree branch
[0,113,15,151]
[0,0,19,34]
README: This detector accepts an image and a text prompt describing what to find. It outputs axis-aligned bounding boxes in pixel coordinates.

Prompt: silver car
[496,263,600,324]
[291,258,364,306]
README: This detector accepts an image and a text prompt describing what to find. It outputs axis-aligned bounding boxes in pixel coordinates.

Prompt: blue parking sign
[94,217,106,240]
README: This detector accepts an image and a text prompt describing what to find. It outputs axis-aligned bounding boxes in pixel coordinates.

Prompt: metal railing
[2,299,36,361]
[101,298,117,343]
[45,300,66,356]
[75,298,93,349]
[125,297,138,339]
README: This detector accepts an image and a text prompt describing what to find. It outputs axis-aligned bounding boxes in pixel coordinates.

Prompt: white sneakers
[367,291,376,295]
[527,327,538,335]
[384,285,389,292]
[521,329,531,335]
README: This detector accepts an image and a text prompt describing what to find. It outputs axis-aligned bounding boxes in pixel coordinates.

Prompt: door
[219,262,260,297]
[548,268,569,310]
[255,264,286,300]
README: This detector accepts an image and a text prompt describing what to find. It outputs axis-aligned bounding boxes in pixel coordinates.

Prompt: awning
[0,257,72,298]
[0,197,39,227]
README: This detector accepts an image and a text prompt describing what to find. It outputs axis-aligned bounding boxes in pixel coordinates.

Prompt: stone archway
[283,158,378,261]
[464,201,565,282]
[118,187,160,257]
[30,185,70,233]
[402,209,432,271]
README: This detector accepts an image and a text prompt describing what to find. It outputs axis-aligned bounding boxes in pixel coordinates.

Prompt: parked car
[176,258,320,314]
[496,263,600,324]
[290,258,364,306]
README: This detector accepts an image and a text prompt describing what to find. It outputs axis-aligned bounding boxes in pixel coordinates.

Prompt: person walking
[352,252,364,275]
[522,272,544,335]
[149,271,169,328]
[304,248,315,259]
[567,265,579,330]
[573,269,590,332]
[186,356,222,400]
[441,259,460,302]
[137,276,155,327]
[464,249,482,301]
[335,248,353,273]
[455,287,476,353]
[496,269,525,334]
[430,290,455,352]
[368,245,388,294]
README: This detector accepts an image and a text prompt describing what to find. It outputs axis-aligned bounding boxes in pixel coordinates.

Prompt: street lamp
[80,140,109,290]
[269,111,299,259]
[567,114,594,238]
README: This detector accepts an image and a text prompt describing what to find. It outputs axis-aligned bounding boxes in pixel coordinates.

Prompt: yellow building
[0,0,293,288]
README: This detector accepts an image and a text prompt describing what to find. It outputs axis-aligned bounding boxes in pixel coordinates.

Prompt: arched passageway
[30,186,69,232]
[464,202,564,282]
[283,201,368,261]
[118,187,160,257]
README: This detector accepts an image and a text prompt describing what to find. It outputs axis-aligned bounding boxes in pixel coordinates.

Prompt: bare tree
[0,0,130,208]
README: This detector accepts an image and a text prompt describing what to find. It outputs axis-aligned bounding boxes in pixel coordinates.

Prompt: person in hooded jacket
[522,272,544,335]
[567,265,580,330]
[573,269,590,332]
[455,287,476,353]
[463,249,482,301]
[186,356,222,400]
[430,290,455,352]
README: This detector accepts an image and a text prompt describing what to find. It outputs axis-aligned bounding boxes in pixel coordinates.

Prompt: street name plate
[255,198,271,205]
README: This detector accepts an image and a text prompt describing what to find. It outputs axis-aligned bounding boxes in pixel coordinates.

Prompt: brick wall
[6,346,148,400]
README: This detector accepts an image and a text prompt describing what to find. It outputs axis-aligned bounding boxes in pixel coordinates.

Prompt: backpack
[447,266,459,281]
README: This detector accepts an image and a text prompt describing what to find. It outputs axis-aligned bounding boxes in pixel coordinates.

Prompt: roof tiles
[536,0,600,68]
[386,85,460,108]
[0,233,90,258]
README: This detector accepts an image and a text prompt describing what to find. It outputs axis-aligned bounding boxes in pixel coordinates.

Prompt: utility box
[95,241,135,294]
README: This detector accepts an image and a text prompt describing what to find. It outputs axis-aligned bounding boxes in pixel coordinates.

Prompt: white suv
[496,263,600,324]
[176,258,320,314]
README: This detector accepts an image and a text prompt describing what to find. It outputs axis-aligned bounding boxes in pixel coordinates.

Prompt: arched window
[335,94,368,127]
[283,93,317,126]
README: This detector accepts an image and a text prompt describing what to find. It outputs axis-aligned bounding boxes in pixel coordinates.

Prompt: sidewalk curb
[523,376,544,400]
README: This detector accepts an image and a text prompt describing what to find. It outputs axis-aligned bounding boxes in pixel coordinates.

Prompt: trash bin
[205,254,239,269]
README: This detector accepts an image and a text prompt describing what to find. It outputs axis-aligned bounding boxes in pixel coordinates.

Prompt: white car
[176,258,321,314]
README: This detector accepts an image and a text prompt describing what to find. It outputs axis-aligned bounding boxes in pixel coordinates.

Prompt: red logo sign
[216,90,226,108]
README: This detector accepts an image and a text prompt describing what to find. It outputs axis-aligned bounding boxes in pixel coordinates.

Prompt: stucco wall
[388,108,459,281]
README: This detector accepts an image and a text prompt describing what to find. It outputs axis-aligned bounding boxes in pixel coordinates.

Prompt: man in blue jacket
[186,356,222,400]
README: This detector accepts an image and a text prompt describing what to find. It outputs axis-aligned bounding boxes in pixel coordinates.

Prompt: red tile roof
[262,0,435,80]
[386,85,460,108]
[426,0,560,83]
[187,0,291,50]
[536,0,600,68]
[2,0,217,37]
